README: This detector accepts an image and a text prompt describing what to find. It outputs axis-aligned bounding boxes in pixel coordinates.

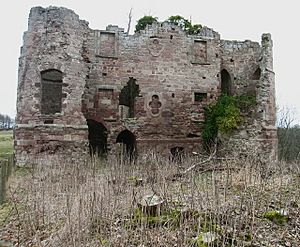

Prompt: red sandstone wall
[15,6,277,164]
[82,23,221,155]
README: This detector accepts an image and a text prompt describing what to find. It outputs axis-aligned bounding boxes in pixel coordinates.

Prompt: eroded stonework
[15,6,277,164]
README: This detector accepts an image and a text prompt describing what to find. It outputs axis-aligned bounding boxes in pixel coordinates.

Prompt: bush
[263,210,289,225]
[167,15,202,34]
[135,16,158,32]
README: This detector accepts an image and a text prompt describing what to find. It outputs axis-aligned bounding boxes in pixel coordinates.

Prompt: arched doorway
[170,146,184,162]
[87,119,108,157]
[221,69,232,95]
[116,130,136,158]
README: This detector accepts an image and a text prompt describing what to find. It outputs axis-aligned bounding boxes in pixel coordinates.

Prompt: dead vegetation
[0,153,300,246]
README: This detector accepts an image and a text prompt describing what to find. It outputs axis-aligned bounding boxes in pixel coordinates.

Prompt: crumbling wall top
[105,25,125,33]
[221,39,260,52]
[28,6,89,31]
[132,21,220,39]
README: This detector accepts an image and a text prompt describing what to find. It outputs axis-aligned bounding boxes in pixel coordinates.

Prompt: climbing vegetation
[202,94,256,147]
[135,16,158,32]
[167,15,202,34]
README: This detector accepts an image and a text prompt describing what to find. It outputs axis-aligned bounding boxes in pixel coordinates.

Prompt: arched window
[87,119,108,157]
[221,69,232,95]
[41,69,63,114]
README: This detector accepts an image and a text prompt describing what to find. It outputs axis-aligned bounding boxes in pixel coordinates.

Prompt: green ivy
[202,94,256,147]
[135,16,158,32]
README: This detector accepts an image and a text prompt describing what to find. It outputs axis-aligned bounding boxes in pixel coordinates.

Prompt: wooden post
[0,155,14,204]
[0,161,7,204]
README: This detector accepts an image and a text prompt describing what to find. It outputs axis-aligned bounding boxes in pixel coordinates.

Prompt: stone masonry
[15,6,277,165]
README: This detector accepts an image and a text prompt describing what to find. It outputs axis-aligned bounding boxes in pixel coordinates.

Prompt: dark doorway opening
[170,146,184,162]
[119,78,139,118]
[87,119,108,157]
[221,69,232,95]
[116,130,136,158]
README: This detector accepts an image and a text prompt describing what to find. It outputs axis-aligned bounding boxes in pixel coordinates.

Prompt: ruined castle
[15,6,277,165]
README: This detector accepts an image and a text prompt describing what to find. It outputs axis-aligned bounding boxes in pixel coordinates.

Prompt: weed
[263,210,289,225]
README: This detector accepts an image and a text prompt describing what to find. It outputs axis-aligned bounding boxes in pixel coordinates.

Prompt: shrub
[167,15,202,34]
[263,210,289,225]
[135,16,158,32]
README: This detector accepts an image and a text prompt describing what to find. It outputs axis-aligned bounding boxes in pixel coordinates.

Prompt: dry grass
[0,153,300,246]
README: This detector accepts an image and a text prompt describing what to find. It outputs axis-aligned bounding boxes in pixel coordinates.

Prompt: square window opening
[194,92,207,102]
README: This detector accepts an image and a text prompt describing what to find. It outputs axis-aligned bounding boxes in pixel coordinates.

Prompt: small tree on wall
[168,15,202,34]
[135,16,158,32]
[167,15,202,34]
[135,15,202,34]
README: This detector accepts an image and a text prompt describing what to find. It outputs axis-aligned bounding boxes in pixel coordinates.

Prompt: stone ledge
[137,138,202,143]
[103,118,117,122]
[95,54,118,59]
[15,124,88,129]
[191,62,211,65]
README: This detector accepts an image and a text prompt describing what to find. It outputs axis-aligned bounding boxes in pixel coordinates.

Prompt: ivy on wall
[202,94,256,147]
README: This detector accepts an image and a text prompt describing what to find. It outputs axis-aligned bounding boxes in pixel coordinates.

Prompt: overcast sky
[1,0,299,124]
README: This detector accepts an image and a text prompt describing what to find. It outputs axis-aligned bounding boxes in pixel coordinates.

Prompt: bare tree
[126,8,133,34]
[277,106,300,161]
[277,106,295,129]
[0,113,14,129]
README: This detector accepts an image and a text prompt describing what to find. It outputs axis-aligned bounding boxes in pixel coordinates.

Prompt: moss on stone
[128,207,182,228]
[263,210,289,225]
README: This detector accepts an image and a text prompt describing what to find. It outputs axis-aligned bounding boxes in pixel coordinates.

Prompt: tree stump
[138,194,164,216]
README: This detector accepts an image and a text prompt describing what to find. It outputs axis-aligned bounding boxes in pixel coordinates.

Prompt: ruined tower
[14,6,277,165]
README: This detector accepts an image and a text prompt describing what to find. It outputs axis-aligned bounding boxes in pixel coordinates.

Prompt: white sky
[1,0,299,124]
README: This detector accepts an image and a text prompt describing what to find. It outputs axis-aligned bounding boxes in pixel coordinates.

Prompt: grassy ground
[0,130,13,160]
[0,130,13,207]
[0,153,299,246]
